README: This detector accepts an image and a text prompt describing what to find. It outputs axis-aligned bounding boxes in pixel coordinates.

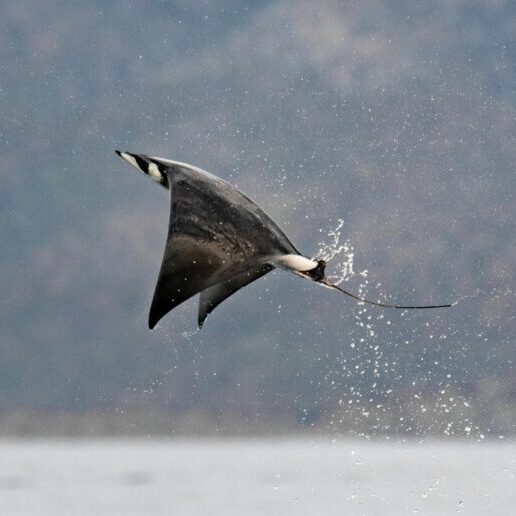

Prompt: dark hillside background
[1,0,515,436]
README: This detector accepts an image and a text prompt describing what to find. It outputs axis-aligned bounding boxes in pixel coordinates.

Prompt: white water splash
[315,219,367,285]
[181,329,200,340]
[316,219,385,384]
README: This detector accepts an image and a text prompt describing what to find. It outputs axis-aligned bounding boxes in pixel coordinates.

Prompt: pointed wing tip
[115,149,132,160]
[115,149,132,162]
[197,311,207,329]
[115,149,136,160]
[148,312,160,330]
[115,149,141,160]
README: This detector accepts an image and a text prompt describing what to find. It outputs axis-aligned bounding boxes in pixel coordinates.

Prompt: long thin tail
[319,279,453,309]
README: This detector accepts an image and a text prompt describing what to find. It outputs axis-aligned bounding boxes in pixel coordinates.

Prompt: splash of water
[181,329,200,340]
[315,219,367,285]
[317,219,385,394]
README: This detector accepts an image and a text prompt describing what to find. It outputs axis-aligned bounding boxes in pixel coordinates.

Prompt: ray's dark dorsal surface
[115,151,452,329]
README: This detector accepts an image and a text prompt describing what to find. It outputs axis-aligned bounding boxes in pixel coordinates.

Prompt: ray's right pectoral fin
[198,263,274,328]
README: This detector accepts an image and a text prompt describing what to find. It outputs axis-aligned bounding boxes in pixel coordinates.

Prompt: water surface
[0,438,514,515]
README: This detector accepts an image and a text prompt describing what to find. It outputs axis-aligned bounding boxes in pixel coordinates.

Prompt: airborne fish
[115,151,451,329]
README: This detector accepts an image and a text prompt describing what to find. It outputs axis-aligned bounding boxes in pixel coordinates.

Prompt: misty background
[1,0,515,437]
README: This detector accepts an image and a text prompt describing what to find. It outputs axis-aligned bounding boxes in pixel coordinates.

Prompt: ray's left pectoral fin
[148,238,230,329]
[198,264,274,328]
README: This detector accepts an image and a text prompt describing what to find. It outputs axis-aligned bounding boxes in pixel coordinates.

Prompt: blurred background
[2,1,516,513]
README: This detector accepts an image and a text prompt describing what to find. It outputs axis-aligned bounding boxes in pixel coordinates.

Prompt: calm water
[0,438,514,515]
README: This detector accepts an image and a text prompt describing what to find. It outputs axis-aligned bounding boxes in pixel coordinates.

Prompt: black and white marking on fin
[115,150,169,189]
[114,151,453,329]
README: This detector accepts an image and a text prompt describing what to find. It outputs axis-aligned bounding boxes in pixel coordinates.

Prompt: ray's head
[304,259,327,281]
